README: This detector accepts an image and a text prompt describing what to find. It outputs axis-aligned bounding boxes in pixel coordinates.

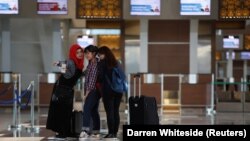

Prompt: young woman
[46,44,84,139]
[97,46,123,138]
[80,45,101,138]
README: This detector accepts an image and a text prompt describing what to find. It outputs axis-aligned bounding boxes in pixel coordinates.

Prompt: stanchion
[17,74,21,129]
[25,81,40,133]
[160,74,164,117]
[207,74,216,116]
[8,74,23,130]
[8,80,21,130]
[126,74,131,125]
[37,74,41,118]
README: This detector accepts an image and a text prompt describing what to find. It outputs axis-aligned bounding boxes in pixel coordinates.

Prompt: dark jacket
[98,60,122,96]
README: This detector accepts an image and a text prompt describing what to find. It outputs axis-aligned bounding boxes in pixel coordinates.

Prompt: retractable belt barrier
[5,80,40,133]
[0,86,32,107]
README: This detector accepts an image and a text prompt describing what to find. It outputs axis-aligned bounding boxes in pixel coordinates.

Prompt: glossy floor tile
[0,107,250,141]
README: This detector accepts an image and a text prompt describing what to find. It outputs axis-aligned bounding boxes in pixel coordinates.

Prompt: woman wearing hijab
[46,44,84,140]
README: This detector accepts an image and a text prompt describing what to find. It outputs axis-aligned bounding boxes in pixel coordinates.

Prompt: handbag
[51,81,74,102]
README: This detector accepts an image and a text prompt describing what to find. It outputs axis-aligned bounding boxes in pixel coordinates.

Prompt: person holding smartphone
[46,44,84,140]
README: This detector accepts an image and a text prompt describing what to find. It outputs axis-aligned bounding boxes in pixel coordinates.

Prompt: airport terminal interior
[1,0,250,140]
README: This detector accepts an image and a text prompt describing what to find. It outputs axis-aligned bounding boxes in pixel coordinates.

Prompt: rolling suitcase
[129,73,159,125]
[71,91,83,136]
[71,110,83,136]
[71,90,93,136]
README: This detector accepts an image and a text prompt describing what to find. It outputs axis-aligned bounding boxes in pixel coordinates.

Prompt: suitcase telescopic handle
[133,73,141,97]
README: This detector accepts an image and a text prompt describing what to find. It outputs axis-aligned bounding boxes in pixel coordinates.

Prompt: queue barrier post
[26,81,40,133]
[8,80,21,130]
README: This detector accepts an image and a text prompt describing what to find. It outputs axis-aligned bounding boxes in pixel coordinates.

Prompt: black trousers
[102,92,122,135]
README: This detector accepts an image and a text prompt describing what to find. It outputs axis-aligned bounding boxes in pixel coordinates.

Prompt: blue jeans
[82,90,101,133]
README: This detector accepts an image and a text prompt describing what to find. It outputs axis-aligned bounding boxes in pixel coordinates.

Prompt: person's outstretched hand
[53,61,60,66]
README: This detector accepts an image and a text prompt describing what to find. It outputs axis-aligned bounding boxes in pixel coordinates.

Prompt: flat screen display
[130,0,160,16]
[37,0,67,15]
[223,35,240,49]
[180,0,211,15]
[77,36,94,48]
[0,0,18,14]
[241,52,250,60]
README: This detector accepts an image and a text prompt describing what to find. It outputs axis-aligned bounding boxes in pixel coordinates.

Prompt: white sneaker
[47,136,56,140]
[54,137,66,141]
[89,133,100,139]
[103,134,118,140]
[47,135,66,140]
[79,131,89,138]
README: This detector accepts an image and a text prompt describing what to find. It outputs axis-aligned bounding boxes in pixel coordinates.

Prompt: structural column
[52,20,64,72]
[1,19,11,72]
[244,20,250,80]
[189,19,198,74]
[140,19,148,73]
[226,50,233,79]
[61,20,70,57]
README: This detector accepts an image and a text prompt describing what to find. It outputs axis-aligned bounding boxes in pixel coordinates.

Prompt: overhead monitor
[241,52,250,60]
[130,0,160,16]
[77,35,95,48]
[37,0,67,15]
[180,0,211,15]
[223,35,241,49]
[0,0,18,14]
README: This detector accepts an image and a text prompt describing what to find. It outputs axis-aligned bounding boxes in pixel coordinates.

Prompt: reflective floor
[1,107,250,141]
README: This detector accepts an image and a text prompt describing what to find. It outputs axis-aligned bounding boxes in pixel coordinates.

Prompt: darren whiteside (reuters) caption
[123,125,250,140]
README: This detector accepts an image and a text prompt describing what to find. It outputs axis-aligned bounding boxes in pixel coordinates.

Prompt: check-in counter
[215,80,245,112]
[128,73,213,115]
[38,73,60,106]
[180,74,212,115]
[0,73,19,106]
[244,92,250,112]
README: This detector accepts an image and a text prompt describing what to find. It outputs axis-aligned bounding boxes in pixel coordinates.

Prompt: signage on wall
[130,0,161,16]
[37,0,68,15]
[77,36,95,48]
[76,0,121,19]
[220,0,250,19]
[223,35,244,51]
[180,0,211,15]
[223,35,240,49]
[0,0,18,14]
[241,52,250,60]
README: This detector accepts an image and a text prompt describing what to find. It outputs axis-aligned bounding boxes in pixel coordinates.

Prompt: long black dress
[46,59,82,137]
